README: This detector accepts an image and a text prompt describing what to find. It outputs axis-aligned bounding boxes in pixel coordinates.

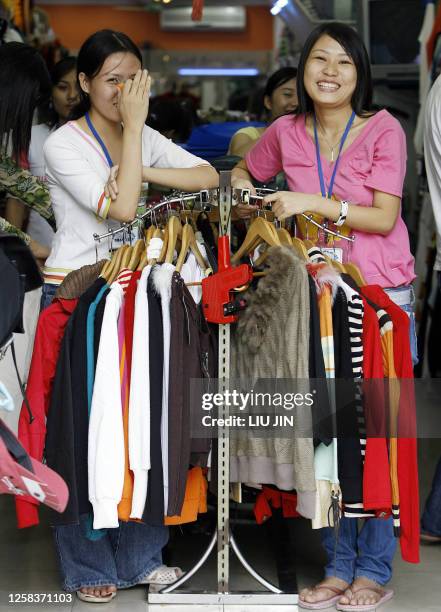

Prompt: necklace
[316,117,355,163]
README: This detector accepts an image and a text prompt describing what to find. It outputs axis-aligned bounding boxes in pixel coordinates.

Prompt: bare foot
[79,585,116,599]
[338,577,385,607]
[299,576,349,606]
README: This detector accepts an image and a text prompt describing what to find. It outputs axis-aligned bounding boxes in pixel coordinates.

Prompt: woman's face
[79,51,141,123]
[264,78,297,121]
[52,69,80,122]
[304,35,357,111]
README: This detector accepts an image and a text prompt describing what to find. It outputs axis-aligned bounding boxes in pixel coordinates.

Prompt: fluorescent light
[271,0,289,16]
[178,68,259,76]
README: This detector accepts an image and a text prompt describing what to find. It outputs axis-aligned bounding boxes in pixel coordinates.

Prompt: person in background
[0,42,53,258]
[146,97,196,143]
[228,66,298,158]
[421,71,441,545]
[232,21,416,610]
[5,56,79,262]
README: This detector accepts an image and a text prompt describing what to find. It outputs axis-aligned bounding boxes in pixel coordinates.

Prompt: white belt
[384,286,413,307]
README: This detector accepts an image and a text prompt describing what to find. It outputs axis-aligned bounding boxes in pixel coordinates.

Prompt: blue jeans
[384,285,418,366]
[40,282,58,311]
[321,517,396,585]
[53,517,168,592]
[421,456,441,537]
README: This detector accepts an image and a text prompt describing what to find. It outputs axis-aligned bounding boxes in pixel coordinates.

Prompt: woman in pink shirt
[232,22,416,612]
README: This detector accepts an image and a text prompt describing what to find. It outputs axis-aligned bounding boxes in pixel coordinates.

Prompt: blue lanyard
[313,110,356,198]
[85,112,113,168]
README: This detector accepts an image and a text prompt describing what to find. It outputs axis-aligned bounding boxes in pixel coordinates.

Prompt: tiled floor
[0,439,440,611]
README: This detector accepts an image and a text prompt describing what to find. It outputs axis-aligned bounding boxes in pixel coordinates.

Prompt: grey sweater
[230,246,316,518]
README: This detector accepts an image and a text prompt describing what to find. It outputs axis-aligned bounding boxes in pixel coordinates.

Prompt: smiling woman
[232,21,417,611]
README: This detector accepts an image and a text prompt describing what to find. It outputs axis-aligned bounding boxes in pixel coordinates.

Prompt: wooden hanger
[164,215,182,264]
[276,227,293,247]
[120,245,133,270]
[145,224,156,247]
[344,262,366,287]
[128,239,145,271]
[175,223,208,273]
[291,237,309,261]
[232,217,281,264]
[107,244,130,284]
[100,244,124,282]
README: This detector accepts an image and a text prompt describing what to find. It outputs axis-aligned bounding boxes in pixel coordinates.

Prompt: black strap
[10,340,34,424]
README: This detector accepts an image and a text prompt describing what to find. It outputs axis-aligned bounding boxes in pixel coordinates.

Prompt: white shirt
[27,124,55,249]
[424,74,441,271]
[43,122,208,284]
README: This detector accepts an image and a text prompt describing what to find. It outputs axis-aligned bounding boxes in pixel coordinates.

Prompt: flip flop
[139,565,184,585]
[76,590,116,603]
[421,532,441,544]
[336,586,394,611]
[299,584,346,610]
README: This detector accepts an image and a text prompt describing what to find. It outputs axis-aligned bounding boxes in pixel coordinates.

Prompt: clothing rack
[92,176,355,608]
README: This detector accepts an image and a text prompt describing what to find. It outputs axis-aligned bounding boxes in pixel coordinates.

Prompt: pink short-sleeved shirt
[246,109,415,288]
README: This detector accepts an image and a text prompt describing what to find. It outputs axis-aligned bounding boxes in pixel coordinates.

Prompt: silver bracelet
[335,200,349,227]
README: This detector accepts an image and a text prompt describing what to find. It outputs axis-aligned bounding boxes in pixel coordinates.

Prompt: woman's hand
[263,191,317,221]
[118,69,150,133]
[231,177,258,219]
[104,165,119,200]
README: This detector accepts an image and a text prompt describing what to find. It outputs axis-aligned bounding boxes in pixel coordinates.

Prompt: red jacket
[362,285,419,564]
[15,298,78,529]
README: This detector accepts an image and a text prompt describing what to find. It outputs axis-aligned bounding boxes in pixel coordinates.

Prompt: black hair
[263,66,298,99]
[296,22,373,117]
[0,42,51,160]
[146,97,196,143]
[38,56,77,128]
[71,29,142,120]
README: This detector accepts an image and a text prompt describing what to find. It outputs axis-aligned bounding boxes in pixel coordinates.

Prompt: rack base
[149,591,298,605]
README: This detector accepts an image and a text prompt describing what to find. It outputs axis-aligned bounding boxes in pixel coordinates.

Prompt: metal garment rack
[92,176,351,608]
[147,172,295,608]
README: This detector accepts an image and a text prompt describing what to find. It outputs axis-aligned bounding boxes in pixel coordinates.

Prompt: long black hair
[71,29,142,120]
[296,22,373,117]
[0,42,51,160]
[38,56,77,128]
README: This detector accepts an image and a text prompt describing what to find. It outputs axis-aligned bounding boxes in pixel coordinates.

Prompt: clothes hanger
[175,222,208,273]
[231,216,281,264]
[291,237,309,261]
[164,215,183,264]
[128,239,145,271]
[344,262,366,287]
[107,244,130,284]
[120,245,134,270]
[100,243,124,282]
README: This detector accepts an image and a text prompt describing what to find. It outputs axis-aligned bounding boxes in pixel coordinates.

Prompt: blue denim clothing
[421,456,441,537]
[321,517,397,585]
[384,285,418,366]
[40,282,58,311]
[53,516,168,592]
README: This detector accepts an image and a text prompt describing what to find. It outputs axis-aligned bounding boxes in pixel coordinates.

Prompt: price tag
[321,247,343,263]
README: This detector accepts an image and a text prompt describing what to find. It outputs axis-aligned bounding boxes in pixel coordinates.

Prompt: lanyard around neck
[85,112,113,168]
[313,110,356,198]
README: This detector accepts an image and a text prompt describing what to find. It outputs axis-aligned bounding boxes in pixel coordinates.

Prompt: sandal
[336,586,394,611]
[421,531,441,544]
[139,564,184,586]
[76,589,116,604]
[299,584,346,610]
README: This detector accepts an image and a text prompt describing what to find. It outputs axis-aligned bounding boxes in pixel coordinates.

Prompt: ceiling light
[178,68,259,77]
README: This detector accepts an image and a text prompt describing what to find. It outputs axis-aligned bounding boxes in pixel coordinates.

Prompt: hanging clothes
[230,246,316,519]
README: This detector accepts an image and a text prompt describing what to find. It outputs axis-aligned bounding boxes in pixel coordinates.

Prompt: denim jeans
[384,285,418,366]
[53,516,168,592]
[321,517,396,585]
[40,282,58,311]
[421,456,441,537]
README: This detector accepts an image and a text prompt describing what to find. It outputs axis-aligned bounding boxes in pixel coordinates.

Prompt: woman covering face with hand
[40,29,218,307]
[232,22,416,612]
[31,29,217,602]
